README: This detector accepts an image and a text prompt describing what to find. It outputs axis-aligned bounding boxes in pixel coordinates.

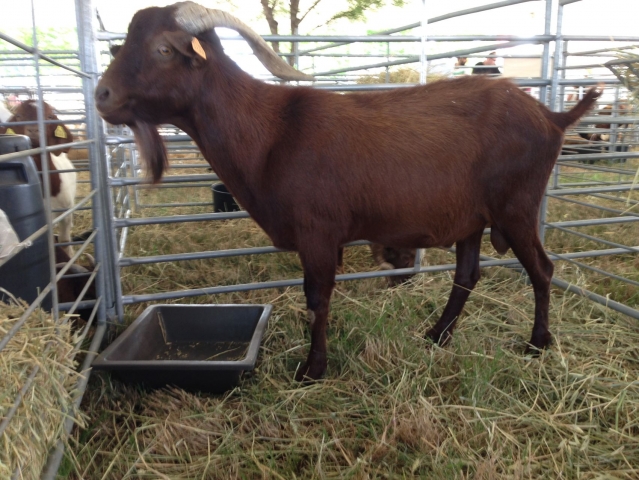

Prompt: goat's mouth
[96,102,135,126]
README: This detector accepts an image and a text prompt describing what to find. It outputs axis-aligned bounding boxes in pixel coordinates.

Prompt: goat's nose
[95,85,110,106]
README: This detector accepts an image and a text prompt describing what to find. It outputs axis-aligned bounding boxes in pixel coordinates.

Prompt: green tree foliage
[220,0,407,64]
[0,27,77,52]
[329,0,407,24]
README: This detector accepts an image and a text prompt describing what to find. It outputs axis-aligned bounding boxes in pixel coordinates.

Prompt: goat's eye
[158,45,172,56]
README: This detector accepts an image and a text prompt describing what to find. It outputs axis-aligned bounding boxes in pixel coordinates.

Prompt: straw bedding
[0,297,84,479]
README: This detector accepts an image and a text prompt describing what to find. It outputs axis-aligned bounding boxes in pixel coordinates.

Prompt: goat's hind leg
[296,244,338,381]
[426,229,483,346]
[500,225,554,352]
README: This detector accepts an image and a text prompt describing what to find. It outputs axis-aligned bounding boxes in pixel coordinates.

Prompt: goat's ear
[0,116,16,134]
[51,124,73,153]
[110,44,122,57]
[164,31,206,67]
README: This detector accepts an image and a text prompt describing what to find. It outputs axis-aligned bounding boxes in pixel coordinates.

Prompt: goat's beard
[130,121,168,183]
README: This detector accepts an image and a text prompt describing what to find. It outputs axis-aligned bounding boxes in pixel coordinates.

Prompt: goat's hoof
[525,332,552,356]
[294,360,326,383]
[425,328,452,347]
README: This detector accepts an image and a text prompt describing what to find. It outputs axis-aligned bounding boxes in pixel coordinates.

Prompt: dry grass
[0,297,84,479]
[55,152,639,478]
[63,270,639,479]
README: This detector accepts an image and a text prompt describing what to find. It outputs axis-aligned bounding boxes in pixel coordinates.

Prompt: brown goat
[0,100,77,255]
[95,2,601,381]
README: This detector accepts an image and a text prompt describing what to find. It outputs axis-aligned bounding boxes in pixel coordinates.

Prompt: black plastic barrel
[212,183,240,213]
[0,134,51,309]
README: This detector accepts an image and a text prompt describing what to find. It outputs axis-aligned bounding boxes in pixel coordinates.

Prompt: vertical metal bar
[108,144,127,320]
[129,143,141,211]
[558,40,568,112]
[416,0,428,262]
[413,248,422,272]
[540,0,564,244]
[74,0,118,323]
[610,85,620,153]
[553,38,568,190]
[292,26,300,70]
[549,1,564,112]
[419,0,427,85]
[538,0,553,105]
[30,0,59,321]
[385,41,390,84]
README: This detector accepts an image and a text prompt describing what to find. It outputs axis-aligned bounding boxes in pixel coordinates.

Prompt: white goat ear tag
[6,128,15,135]
[191,38,206,60]
[54,125,67,138]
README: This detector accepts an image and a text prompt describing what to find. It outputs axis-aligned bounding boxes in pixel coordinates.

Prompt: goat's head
[95,1,312,182]
[0,100,73,152]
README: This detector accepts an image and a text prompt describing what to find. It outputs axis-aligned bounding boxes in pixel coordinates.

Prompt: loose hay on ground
[0,298,84,479]
[67,270,639,479]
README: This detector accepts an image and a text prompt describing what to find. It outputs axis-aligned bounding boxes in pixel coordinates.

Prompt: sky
[1,0,638,79]
[2,0,637,36]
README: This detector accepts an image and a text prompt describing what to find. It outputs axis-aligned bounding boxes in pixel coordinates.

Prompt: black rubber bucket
[0,134,51,309]
[212,183,240,213]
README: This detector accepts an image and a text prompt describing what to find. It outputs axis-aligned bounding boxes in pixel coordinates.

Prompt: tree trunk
[289,0,301,67]
[260,0,281,54]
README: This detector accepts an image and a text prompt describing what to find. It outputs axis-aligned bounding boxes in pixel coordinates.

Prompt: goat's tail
[547,84,603,130]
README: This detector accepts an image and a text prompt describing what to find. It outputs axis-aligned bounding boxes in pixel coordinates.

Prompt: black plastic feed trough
[92,304,272,393]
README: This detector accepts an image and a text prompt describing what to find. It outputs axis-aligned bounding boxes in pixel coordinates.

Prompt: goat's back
[267,77,570,247]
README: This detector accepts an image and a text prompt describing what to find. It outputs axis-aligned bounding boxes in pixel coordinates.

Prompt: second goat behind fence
[0,100,77,255]
[95,1,602,381]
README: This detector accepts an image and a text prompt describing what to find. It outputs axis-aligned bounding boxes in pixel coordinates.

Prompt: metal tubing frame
[3,1,634,475]
[0,0,109,477]
[117,244,639,306]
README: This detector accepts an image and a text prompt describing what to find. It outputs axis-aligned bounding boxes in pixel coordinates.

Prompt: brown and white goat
[0,100,77,255]
[95,2,601,381]
[589,103,630,143]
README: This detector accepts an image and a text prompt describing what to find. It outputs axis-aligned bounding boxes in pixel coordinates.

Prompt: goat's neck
[176,72,283,210]
[32,151,62,197]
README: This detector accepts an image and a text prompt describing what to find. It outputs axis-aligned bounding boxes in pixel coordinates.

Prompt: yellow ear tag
[54,125,67,139]
[6,128,15,135]
[192,38,206,60]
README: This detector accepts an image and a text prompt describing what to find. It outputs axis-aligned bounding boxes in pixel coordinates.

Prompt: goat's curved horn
[174,1,313,81]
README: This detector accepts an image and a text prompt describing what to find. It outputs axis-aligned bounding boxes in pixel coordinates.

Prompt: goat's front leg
[57,214,74,257]
[296,246,338,382]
